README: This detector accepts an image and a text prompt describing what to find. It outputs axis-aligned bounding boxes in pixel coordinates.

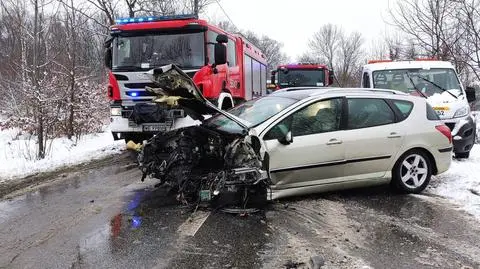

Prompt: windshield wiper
[405,72,428,99]
[414,75,458,99]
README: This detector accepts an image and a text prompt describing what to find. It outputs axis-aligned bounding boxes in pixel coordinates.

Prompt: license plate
[433,106,449,116]
[143,123,170,132]
[433,106,450,111]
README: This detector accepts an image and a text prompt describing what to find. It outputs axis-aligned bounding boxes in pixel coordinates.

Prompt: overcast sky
[205,0,397,61]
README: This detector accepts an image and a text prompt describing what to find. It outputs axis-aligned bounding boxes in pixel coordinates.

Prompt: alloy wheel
[400,154,429,189]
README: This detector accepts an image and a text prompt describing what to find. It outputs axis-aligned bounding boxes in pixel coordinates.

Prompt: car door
[261,97,346,190]
[342,97,406,180]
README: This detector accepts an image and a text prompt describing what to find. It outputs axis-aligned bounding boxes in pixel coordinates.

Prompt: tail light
[108,71,121,101]
[436,124,452,144]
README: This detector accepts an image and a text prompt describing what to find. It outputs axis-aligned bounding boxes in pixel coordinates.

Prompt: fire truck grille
[124,83,158,89]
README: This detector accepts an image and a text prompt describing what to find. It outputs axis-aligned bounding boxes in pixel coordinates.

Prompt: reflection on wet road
[0,153,479,269]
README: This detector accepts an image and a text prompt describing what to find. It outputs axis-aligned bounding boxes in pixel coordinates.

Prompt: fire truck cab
[104,14,268,142]
[269,63,334,90]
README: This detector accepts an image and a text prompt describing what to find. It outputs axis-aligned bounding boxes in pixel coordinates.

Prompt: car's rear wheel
[391,149,432,193]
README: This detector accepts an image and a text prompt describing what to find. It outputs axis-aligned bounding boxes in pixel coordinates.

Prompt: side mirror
[216,34,228,44]
[328,70,335,86]
[214,43,227,66]
[104,47,112,69]
[466,86,476,103]
[270,70,277,84]
[278,131,293,145]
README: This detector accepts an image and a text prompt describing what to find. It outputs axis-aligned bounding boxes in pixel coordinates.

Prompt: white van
[361,59,477,158]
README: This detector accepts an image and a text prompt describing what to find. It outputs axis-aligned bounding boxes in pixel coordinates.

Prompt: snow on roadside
[0,126,125,182]
[428,145,480,219]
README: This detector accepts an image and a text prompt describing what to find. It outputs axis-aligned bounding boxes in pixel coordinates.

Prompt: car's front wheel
[391,149,432,193]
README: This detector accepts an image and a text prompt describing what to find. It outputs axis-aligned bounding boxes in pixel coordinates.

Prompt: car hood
[145,64,249,131]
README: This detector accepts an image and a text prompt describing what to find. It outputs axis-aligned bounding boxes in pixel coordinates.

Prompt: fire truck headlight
[111,107,122,116]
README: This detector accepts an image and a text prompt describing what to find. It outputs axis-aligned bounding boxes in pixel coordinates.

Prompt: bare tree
[308,24,343,68]
[306,24,363,87]
[389,0,464,60]
[181,0,215,15]
[385,33,404,60]
[86,0,117,25]
[337,31,364,87]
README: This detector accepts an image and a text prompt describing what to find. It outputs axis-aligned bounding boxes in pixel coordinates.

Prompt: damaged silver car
[134,64,452,211]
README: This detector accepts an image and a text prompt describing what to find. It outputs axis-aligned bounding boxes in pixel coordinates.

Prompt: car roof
[270,87,409,100]
[363,60,455,72]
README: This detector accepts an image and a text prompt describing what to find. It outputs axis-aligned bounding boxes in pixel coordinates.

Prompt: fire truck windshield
[112,32,205,71]
[277,69,326,88]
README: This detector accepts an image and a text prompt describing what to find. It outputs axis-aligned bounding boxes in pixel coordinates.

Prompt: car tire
[455,151,470,159]
[391,149,432,194]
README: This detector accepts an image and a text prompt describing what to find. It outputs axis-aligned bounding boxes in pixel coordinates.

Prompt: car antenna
[405,72,428,99]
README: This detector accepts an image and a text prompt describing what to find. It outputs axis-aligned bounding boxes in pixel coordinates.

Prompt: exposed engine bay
[131,64,269,211]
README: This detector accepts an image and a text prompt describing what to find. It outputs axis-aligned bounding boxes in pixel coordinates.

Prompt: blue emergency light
[127,91,139,97]
[115,14,198,25]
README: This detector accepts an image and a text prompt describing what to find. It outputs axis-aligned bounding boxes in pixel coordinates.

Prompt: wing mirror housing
[278,131,293,145]
[328,70,335,86]
[104,47,112,69]
[216,34,228,44]
[270,70,277,84]
[214,43,227,66]
[466,86,477,103]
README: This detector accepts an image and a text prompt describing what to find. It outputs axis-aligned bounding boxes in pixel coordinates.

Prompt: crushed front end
[132,64,269,211]
[137,126,268,210]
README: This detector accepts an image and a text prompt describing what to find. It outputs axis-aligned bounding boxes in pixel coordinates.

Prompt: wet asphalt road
[1,152,480,269]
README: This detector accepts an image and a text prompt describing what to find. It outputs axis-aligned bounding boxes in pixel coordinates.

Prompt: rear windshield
[426,103,441,120]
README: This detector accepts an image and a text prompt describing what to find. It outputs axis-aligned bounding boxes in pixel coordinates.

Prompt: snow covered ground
[0,127,125,182]
[428,144,480,220]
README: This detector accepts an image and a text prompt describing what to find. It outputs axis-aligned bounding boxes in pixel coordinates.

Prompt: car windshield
[204,96,297,133]
[277,69,325,88]
[112,32,205,71]
[372,68,462,97]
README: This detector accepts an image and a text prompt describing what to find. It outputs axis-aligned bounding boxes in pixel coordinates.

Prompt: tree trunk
[67,0,76,139]
[33,0,45,159]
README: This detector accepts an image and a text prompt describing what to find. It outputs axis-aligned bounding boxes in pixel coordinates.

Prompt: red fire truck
[269,63,334,90]
[104,14,268,142]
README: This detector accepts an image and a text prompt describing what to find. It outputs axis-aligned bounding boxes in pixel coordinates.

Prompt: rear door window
[392,100,414,120]
[426,103,441,120]
[347,98,395,129]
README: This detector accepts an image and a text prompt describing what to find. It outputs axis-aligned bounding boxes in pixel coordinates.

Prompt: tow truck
[269,63,335,90]
[103,14,268,143]
[361,59,477,158]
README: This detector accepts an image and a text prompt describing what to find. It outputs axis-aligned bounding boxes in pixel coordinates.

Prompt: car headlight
[454,106,469,118]
[110,107,122,116]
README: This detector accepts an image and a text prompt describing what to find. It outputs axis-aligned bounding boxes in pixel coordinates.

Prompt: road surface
[0,152,479,269]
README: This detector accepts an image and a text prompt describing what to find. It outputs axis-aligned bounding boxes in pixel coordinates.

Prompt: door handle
[388,132,401,138]
[326,138,343,145]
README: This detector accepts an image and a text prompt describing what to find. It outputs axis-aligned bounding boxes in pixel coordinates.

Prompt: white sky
[205,0,397,61]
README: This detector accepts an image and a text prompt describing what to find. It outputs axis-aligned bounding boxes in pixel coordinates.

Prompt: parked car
[137,65,453,209]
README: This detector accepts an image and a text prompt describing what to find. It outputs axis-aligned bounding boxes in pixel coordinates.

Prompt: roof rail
[367,58,442,64]
[367,59,393,64]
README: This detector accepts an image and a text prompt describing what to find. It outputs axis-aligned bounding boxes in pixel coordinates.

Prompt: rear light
[436,124,452,144]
